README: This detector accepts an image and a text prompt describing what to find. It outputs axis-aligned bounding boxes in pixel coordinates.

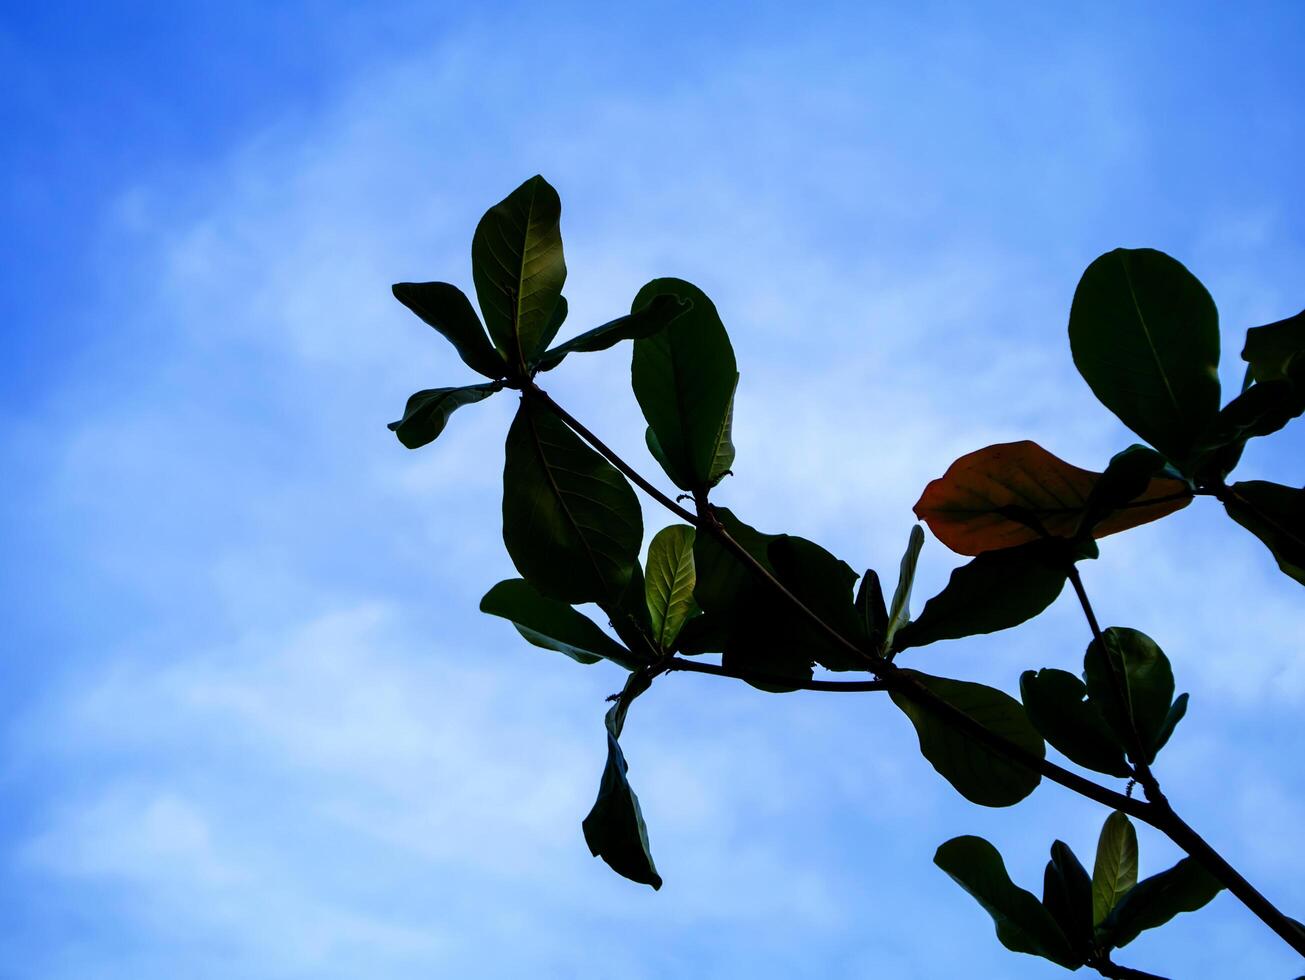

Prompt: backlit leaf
[480,578,644,669]
[391,281,505,378]
[1092,811,1139,928]
[389,383,501,449]
[1020,668,1131,778]
[645,525,698,650]
[1223,480,1305,586]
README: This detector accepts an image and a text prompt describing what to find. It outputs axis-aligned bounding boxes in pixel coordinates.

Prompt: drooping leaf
[631,278,738,491]
[854,568,888,653]
[582,672,661,889]
[645,525,698,650]
[391,281,505,378]
[1019,669,1131,778]
[479,579,645,669]
[1092,811,1139,928]
[502,398,642,603]
[600,563,659,662]
[892,540,1069,652]
[389,383,501,449]
[890,670,1044,807]
[1042,840,1094,956]
[1069,248,1221,469]
[914,441,1190,556]
[1223,480,1305,586]
[934,836,1081,968]
[1082,628,1176,764]
[1102,857,1222,949]
[471,175,567,368]
[536,293,690,371]
[884,526,924,652]
[1242,308,1305,383]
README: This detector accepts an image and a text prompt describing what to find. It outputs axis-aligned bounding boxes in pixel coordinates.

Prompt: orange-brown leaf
[914,441,1190,555]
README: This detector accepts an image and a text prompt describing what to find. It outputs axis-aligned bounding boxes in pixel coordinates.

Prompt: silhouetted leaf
[391,281,505,378]
[1092,811,1139,928]
[767,535,865,671]
[1223,480,1305,586]
[1043,840,1093,956]
[502,398,642,603]
[1198,378,1305,452]
[1069,248,1221,469]
[1020,669,1131,778]
[1083,628,1175,764]
[480,579,644,669]
[389,383,501,449]
[934,836,1081,968]
[471,175,567,368]
[1152,692,1188,756]
[600,563,658,661]
[854,568,888,653]
[890,670,1044,807]
[885,526,924,651]
[645,525,698,650]
[1242,308,1305,382]
[1102,857,1222,949]
[1079,445,1182,536]
[892,540,1069,651]
[692,508,777,618]
[914,441,1189,555]
[631,278,738,491]
[583,672,661,889]
[536,293,690,371]
[673,611,729,655]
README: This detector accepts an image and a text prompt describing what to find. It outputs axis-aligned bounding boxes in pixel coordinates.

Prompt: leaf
[388,383,501,449]
[645,525,698,650]
[890,670,1044,807]
[1223,480,1305,586]
[1242,308,1305,382]
[892,540,1069,652]
[767,535,866,672]
[854,568,888,652]
[914,441,1190,556]
[536,292,690,371]
[1042,840,1094,956]
[934,836,1081,968]
[1082,628,1176,764]
[600,563,658,661]
[471,175,567,368]
[582,672,662,889]
[1078,445,1180,536]
[390,281,505,378]
[479,579,645,670]
[692,507,778,618]
[1069,248,1221,469]
[1103,857,1222,949]
[1197,378,1305,454]
[502,398,642,603]
[673,612,729,655]
[1092,811,1139,928]
[885,526,924,651]
[1152,692,1188,756]
[1019,669,1131,778]
[631,278,739,491]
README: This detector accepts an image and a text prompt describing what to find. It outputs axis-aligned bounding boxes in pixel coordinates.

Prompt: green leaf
[1092,811,1139,928]
[892,540,1068,652]
[582,672,662,889]
[767,535,865,671]
[885,526,924,652]
[1042,840,1094,956]
[1242,308,1305,382]
[645,525,698,650]
[1102,857,1222,949]
[471,175,567,368]
[890,670,1044,807]
[1224,480,1305,586]
[479,579,645,670]
[1198,378,1305,453]
[1152,692,1188,756]
[502,398,642,603]
[388,383,501,449]
[390,281,505,378]
[934,836,1081,968]
[631,278,739,491]
[1078,445,1175,536]
[692,507,778,618]
[536,293,690,371]
[599,563,657,660]
[1069,248,1221,469]
[673,611,729,655]
[854,568,888,652]
[1019,669,1131,778]
[1082,628,1176,765]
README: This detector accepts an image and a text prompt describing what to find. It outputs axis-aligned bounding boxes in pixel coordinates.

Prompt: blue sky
[2,2,1304,977]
